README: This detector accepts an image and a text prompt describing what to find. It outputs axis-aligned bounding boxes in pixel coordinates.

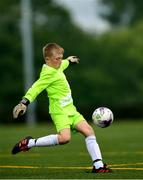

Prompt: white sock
[28,135,59,148]
[85,135,104,169]
[28,139,36,148]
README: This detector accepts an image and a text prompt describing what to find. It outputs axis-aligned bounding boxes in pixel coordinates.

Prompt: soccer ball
[92,107,114,128]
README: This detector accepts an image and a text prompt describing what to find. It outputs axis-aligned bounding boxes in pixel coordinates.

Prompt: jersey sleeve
[24,71,51,103]
[60,59,69,71]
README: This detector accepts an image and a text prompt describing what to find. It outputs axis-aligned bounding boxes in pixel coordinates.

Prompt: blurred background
[1,0,143,125]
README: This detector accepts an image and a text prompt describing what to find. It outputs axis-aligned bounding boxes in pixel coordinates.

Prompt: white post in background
[20,0,36,126]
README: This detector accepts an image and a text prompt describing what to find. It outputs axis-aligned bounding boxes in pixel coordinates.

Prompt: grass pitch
[0,120,143,179]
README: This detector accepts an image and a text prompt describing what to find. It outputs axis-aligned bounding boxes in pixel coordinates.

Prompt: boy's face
[47,50,63,69]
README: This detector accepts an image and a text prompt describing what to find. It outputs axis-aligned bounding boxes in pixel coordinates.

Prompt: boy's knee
[58,134,71,145]
[76,121,95,137]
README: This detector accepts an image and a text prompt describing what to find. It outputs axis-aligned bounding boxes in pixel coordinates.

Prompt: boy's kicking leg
[75,120,111,173]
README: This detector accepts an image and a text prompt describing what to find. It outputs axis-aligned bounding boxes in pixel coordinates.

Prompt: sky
[54,0,110,34]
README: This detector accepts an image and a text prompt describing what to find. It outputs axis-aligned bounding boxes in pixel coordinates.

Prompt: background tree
[99,0,143,27]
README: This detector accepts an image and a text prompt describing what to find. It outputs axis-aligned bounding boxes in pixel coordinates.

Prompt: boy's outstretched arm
[13,71,51,119]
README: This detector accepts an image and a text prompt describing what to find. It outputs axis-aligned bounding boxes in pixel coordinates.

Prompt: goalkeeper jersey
[24,60,77,115]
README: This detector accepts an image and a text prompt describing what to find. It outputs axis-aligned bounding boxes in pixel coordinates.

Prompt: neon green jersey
[24,60,77,115]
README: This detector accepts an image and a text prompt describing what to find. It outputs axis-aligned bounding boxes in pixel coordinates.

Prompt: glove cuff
[69,60,77,65]
[20,98,30,106]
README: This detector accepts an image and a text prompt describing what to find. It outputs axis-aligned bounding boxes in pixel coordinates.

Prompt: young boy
[12,43,111,173]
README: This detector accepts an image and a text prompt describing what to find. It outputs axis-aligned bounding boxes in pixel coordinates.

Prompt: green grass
[0,120,143,179]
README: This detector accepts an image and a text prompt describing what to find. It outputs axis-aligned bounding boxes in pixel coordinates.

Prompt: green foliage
[0,0,23,122]
[100,0,143,26]
[83,22,143,117]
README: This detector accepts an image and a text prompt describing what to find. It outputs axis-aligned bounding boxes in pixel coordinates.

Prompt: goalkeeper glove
[13,98,29,119]
[67,56,79,63]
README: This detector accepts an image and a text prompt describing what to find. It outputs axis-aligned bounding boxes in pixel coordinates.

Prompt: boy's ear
[45,57,49,62]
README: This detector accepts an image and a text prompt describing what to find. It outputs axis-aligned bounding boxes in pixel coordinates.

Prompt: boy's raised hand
[67,56,79,63]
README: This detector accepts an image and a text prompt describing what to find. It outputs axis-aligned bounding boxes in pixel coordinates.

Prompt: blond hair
[43,43,64,60]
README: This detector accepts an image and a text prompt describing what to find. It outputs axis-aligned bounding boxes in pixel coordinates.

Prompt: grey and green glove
[13,98,29,119]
